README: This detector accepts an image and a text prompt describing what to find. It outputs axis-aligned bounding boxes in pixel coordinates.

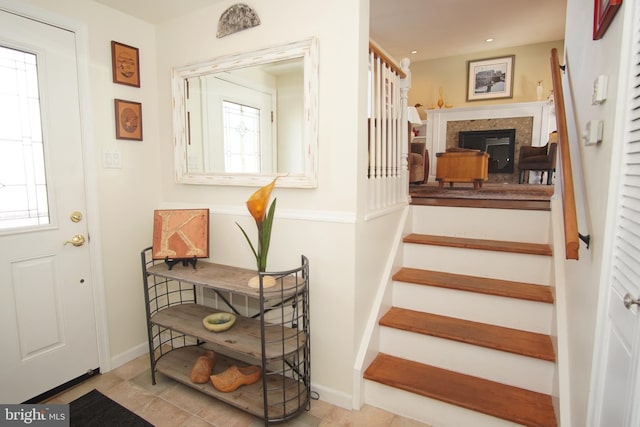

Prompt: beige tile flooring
[44,354,429,426]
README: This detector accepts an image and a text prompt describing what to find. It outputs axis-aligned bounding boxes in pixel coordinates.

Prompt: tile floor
[44,354,429,426]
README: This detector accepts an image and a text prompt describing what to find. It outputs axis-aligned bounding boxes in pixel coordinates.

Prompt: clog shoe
[210,365,262,392]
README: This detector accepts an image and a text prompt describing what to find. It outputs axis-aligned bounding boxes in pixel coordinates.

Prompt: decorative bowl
[202,312,236,332]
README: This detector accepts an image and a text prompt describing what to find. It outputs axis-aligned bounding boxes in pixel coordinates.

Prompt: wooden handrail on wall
[550,48,580,260]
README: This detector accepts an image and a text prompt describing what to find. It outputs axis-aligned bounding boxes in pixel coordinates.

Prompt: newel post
[399,57,411,201]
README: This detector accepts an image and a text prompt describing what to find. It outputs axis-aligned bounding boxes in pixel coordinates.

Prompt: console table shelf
[156,346,308,420]
[141,247,310,425]
[151,303,306,359]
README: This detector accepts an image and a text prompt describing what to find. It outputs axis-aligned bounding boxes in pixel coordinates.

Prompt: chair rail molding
[425,101,555,179]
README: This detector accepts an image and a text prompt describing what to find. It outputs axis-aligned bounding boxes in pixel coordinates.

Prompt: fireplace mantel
[424,101,555,181]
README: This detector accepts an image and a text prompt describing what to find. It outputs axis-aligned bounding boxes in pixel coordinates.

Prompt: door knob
[623,293,640,310]
[64,234,86,247]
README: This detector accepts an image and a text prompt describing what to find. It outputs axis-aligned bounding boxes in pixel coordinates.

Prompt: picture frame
[593,0,622,40]
[111,41,140,87]
[466,55,515,102]
[152,209,210,261]
[114,99,143,141]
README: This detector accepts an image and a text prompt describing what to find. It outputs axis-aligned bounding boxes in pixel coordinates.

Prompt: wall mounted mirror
[173,38,318,188]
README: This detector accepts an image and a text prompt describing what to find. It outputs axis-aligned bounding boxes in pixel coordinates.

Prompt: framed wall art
[466,55,515,102]
[593,0,622,40]
[152,209,210,261]
[114,99,143,141]
[111,41,140,87]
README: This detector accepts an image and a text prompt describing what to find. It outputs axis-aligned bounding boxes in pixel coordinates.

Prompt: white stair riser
[365,380,522,427]
[380,327,554,394]
[393,281,553,334]
[411,205,551,244]
[403,244,552,285]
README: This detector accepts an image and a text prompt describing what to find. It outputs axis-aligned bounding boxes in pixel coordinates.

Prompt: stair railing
[367,41,410,211]
[550,48,580,260]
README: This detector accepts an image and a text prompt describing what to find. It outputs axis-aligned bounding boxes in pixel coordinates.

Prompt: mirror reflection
[186,58,303,175]
[173,38,318,188]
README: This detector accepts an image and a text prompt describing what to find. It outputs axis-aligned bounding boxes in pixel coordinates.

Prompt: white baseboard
[107,341,149,372]
[309,382,353,410]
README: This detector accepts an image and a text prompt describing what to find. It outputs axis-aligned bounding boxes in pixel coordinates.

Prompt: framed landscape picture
[466,55,515,102]
[114,99,143,141]
[111,41,140,87]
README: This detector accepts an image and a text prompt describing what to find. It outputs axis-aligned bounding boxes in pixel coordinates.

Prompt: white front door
[0,10,99,403]
[591,1,640,425]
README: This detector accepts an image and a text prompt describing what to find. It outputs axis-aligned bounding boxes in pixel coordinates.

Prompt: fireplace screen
[458,129,516,173]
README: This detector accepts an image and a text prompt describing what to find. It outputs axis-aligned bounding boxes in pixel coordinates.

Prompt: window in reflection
[223,101,261,173]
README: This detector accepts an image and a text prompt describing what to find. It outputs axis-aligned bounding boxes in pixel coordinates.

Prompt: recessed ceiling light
[485,38,494,43]
[411,50,418,54]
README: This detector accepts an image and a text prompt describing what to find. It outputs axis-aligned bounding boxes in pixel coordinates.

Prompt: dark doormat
[69,389,154,427]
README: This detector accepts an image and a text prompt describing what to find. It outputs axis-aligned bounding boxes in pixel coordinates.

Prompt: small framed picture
[114,99,143,141]
[466,55,515,102]
[111,41,140,87]
[593,0,622,40]
[152,209,210,260]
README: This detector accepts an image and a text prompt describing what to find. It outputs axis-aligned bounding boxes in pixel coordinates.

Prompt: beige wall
[408,40,564,118]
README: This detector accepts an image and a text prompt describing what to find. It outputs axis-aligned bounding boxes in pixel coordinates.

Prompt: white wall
[561,0,627,425]
[155,0,373,406]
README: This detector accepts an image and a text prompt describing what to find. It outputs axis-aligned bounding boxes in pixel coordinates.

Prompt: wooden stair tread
[404,233,553,256]
[364,353,557,427]
[380,307,556,361]
[410,196,551,211]
[393,267,554,303]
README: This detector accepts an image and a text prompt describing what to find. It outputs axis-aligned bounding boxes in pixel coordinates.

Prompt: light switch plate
[103,149,122,168]
[592,75,608,105]
[585,120,603,145]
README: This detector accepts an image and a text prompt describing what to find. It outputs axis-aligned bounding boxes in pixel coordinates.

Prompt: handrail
[550,48,580,260]
[369,41,406,79]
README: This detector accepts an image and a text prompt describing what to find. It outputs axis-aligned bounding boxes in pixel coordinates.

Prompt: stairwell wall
[560,0,629,425]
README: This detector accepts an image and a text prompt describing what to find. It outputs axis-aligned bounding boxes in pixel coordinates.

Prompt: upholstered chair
[518,132,558,185]
[409,141,427,184]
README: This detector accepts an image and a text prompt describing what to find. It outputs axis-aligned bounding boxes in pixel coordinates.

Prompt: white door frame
[0,0,111,373]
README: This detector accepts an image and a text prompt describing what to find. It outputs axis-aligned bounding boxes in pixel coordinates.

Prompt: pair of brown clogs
[189,350,261,392]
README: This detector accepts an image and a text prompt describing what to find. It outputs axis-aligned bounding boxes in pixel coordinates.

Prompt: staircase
[364,202,558,427]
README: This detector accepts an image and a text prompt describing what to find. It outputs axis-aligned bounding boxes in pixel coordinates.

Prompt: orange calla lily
[237,177,279,272]
[246,177,277,223]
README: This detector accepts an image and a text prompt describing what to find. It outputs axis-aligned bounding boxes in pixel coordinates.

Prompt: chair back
[548,142,558,168]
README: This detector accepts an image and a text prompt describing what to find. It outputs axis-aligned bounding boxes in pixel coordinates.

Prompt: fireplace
[458,129,516,173]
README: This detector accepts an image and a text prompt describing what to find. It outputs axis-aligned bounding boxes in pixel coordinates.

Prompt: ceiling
[95,0,567,63]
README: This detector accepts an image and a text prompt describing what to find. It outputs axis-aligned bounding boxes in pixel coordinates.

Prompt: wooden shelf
[146,262,306,299]
[142,250,310,425]
[151,303,306,359]
[156,346,308,420]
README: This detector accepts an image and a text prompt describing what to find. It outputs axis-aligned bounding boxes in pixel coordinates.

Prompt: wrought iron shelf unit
[140,247,310,425]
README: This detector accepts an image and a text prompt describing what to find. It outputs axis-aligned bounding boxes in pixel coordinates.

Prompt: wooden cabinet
[435,150,489,189]
[141,248,310,425]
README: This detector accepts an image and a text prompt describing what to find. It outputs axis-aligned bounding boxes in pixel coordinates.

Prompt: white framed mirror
[172,38,318,188]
